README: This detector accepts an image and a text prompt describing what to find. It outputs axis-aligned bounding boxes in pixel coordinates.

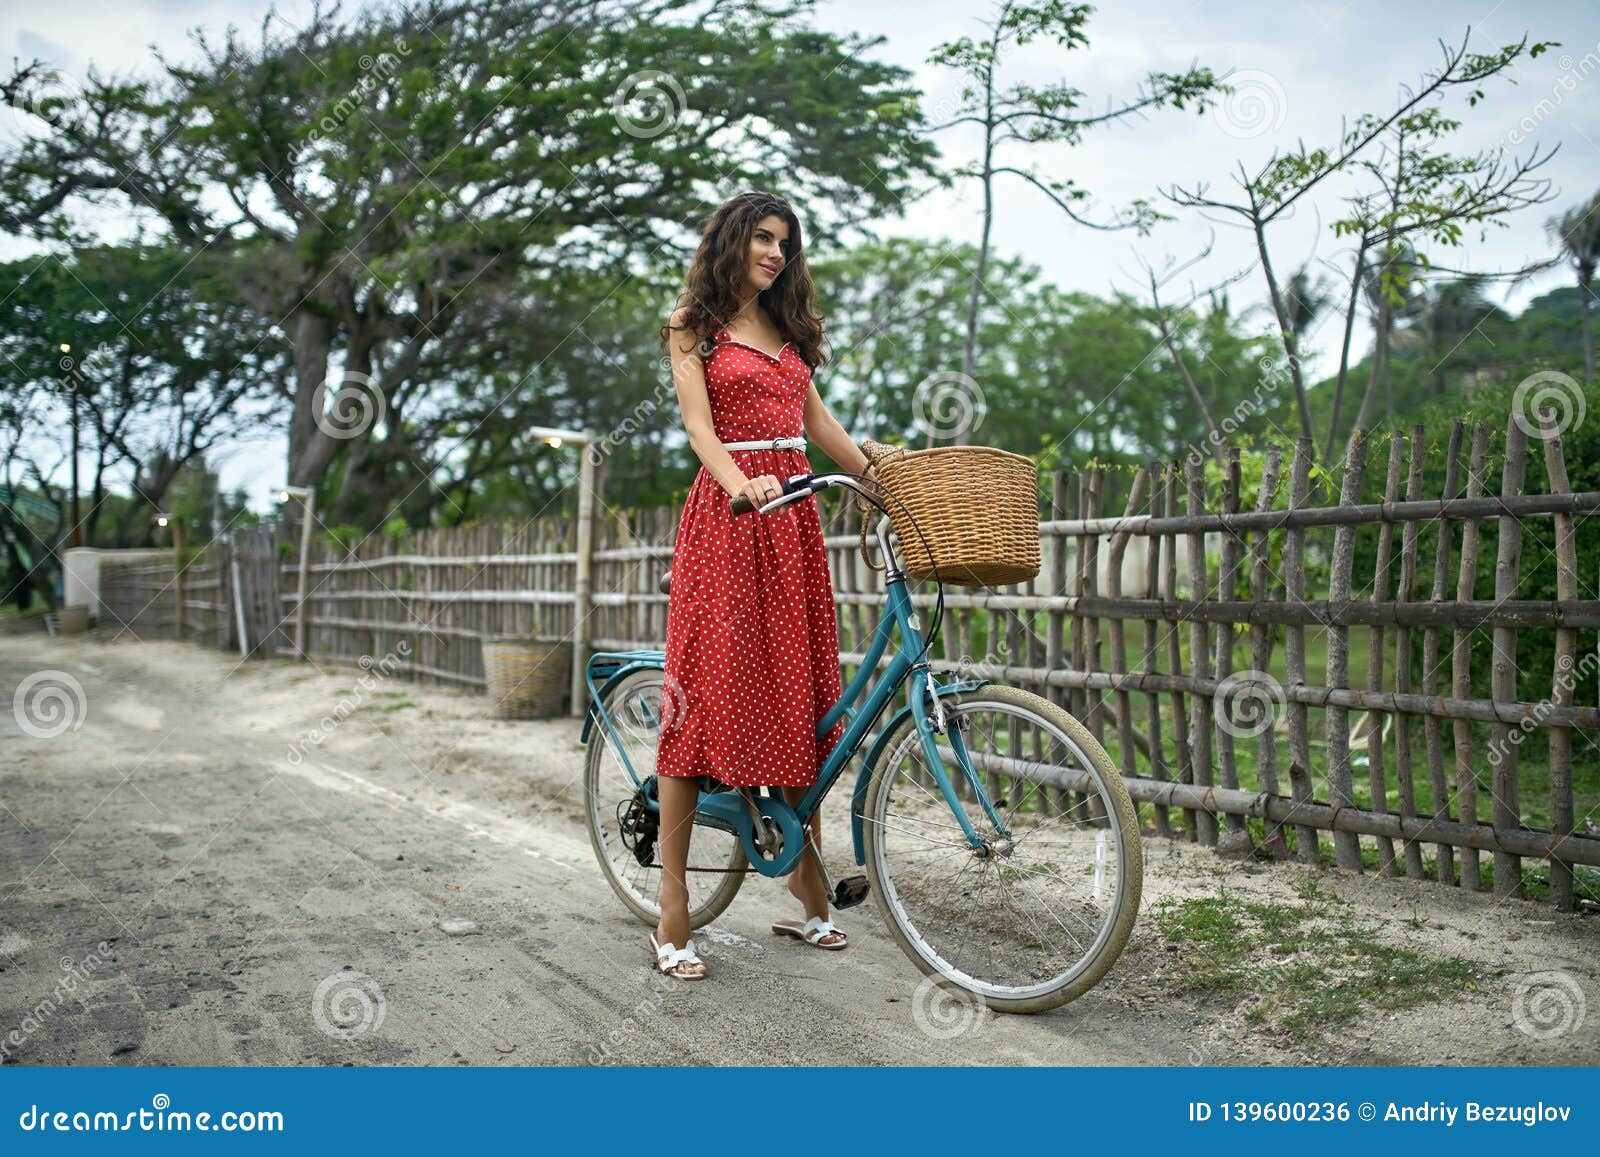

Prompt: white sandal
[649,932,708,980]
[771,914,848,950]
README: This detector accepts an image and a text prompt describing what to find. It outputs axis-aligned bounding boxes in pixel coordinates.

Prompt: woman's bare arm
[668,310,752,497]
[802,381,873,476]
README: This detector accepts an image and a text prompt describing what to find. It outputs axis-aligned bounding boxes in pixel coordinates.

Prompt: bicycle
[580,469,1142,1014]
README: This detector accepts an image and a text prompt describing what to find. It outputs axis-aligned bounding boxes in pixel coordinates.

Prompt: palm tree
[1546,191,1600,384]
[1413,276,1507,397]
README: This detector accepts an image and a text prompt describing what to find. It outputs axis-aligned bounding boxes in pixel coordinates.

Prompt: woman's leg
[654,774,701,955]
[780,786,845,946]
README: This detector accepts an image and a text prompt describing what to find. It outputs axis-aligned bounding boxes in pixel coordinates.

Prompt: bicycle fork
[913,668,1013,854]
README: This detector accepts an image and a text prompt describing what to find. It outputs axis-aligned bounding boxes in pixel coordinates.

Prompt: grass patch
[1149,879,1482,1041]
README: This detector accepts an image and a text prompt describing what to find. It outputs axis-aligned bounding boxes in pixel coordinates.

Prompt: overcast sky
[4,0,1597,507]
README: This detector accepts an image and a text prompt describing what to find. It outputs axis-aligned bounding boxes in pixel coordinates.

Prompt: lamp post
[527,425,597,718]
[62,343,80,548]
[154,512,181,637]
[278,486,316,659]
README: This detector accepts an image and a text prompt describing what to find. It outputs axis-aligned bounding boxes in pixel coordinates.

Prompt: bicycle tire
[861,683,1143,1014]
[584,668,746,928]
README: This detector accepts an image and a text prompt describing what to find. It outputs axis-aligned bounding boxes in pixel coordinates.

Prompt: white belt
[722,436,806,451]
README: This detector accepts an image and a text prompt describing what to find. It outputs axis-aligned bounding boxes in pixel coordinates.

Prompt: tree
[0,0,943,530]
[1546,191,1600,384]
[1164,28,1555,458]
[925,0,1224,416]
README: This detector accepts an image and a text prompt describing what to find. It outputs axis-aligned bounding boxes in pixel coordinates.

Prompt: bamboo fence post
[1165,460,1197,840]
[1213,448,1250,848]
[1393,426,1427,879]
[1083,467,1106,744]
[1107,466,1150,814]
[1069,471,1087,730]
[1048,469,1071,815]
[1489,414,1529,898]
[1248,444,1287,858]
[1423,422,1464,886]
[1142,460,1173,838]
[1538,403,1579,912]
[1325,428,1369,870]
[1364,433,1403,876]
[1084,466,1108,824]
[1453,422,1492,891]
[1185,453,1219,846]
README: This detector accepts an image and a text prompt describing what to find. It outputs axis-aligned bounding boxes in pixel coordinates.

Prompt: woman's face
[745,213,790,295]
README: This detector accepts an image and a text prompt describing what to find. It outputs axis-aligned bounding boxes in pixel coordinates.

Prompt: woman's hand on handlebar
[730,473,785,515]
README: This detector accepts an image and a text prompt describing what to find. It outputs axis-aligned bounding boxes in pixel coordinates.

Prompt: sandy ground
[1,629,1596,1067]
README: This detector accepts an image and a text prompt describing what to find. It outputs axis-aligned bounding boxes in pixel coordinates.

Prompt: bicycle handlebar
[728,472,881,517]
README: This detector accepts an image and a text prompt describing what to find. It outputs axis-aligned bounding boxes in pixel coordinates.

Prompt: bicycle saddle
[659,569,672,595]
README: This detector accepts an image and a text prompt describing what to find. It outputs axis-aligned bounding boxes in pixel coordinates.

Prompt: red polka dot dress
[655,325,848,789]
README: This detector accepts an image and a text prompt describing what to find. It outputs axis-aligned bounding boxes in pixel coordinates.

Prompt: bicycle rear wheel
[861,684,1142,1014]
[584,668,746,928]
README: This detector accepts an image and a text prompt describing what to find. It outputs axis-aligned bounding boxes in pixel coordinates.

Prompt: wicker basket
[859,439,1041,587]
[481,637,572,719]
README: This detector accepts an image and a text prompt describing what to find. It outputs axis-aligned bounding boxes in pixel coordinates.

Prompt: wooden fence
[95,419,1600,911]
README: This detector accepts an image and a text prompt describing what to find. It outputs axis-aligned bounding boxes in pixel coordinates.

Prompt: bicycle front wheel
[861,684,1142,1014]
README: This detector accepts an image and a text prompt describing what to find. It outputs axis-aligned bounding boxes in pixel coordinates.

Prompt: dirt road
[2,631,1595,1065]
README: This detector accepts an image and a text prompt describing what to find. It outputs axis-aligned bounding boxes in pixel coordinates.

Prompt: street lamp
[152,512,181,637]
[527,425,597,718]
[277,485,316,660]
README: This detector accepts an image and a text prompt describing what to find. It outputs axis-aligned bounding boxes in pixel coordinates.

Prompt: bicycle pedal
[833,875,870,909]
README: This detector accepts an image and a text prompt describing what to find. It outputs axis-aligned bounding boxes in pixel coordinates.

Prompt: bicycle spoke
[868,693,1138,1001]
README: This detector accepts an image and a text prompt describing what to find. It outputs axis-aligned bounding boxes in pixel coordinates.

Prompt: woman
[651,191,875,980]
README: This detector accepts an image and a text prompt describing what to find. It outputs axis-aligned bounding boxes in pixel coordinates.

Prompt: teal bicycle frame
[581,484,1015,878]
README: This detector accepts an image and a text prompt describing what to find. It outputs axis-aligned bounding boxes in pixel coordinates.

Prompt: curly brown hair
[658,190,827,371]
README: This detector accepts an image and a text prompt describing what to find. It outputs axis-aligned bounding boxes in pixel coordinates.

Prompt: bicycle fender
[850,676,992,864]
[580,652,666,746]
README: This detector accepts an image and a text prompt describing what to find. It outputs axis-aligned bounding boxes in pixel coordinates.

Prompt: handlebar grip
[730,493,755,515]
